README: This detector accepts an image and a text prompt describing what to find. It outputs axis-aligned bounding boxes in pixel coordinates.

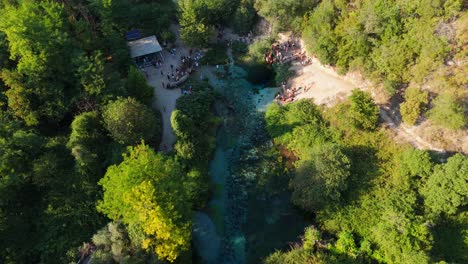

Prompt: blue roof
[125,29,142,41]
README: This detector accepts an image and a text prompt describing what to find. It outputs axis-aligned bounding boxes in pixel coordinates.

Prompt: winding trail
[379,107,444,152]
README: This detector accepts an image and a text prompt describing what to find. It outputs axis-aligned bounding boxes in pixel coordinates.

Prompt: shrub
[400,87,428,126]
[349,89,379,130]
[428,93,466,129]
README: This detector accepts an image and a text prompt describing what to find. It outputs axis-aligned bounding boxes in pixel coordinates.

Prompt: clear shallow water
[192,63,308,264]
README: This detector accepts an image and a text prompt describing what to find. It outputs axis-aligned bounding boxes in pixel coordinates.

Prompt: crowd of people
[140,46,208,89]
[275,83,312,104]
[270,39,315,104]
[265,40,312,66]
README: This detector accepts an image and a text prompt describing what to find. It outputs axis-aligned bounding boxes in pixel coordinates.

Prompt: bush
[349,89,379,131]
[428,93,466,129]
[231,0,257,35]
[290,143,351,212]
[244,37,274,64]
[400,87,428,126]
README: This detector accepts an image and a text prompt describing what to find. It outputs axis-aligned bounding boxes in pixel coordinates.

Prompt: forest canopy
[0,0,466,263]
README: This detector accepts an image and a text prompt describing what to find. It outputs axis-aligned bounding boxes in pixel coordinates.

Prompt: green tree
[428,93,466,129]
[171,87,217,163]
[68,111,107,174]
[97,143,192,262]
[231,0,257,35]
[400,87,429,126]
[0,1,76,125]
[372,187,431,264]
[371,36,413,93]
[422,154,468,216]
[89,222,158,264]
[348,89,379,130]
[302,0,339,65]
[125,66,154,104]
[290,143,351,212]
[102,97,161,146]
[254,0,319,31]
[75,51,106,97]
[179,0,214,47]
[334,231,358,258]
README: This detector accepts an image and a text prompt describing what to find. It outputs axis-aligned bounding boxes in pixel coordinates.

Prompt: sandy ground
[288,59,354,105]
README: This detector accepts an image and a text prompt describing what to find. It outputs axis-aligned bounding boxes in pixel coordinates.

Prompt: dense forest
[0,0,467,264]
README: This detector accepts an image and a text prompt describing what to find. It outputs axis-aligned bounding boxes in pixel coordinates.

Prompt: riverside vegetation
[0,0,466,264]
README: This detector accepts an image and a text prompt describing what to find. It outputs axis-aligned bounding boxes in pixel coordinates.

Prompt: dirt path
[148,63,181,152]
[379,107,444,151]
[148,24,192,152]
[287,56,446,152]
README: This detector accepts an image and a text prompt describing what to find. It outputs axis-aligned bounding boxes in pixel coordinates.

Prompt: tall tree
[102,97,161,146]
[290,143,351,212]
[0,1,77,125]
[422,154,468,216]
[400,87,428,126]
[348,89,379,131]
[68,111,108,174]
[97,144,192,262]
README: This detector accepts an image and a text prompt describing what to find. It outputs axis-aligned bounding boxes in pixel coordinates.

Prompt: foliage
[231,0,257,35]
[431,212,468,263]
[348,89,379,131]
[302,0,339,65]
[428,93,466,129]
[265,249,334,264]
[265,95,466,263]
[422,154,468,216]
[254,0,319,32]
[290,143,351,212]
[334,231,358,258]
[0,0,169,262]
[68,111,107,174]
[400,87,429,126]
[0,1,76,125]
[102,97,161,146]
[89,0,174,36]
[97,144,192,262]
[199,44,229,65]
[90,222,158,264]
[303,226,321,251]
[243,37,274,64]
[265,99,329,159]
[273,62,294,86]
[301,0,460,96]
[171,83,218,163]
[178,0,216,47]
[75,51,107,97]
[125,66,154,104]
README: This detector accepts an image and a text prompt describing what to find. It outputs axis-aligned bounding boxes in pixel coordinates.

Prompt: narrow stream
[193,57,309,264]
